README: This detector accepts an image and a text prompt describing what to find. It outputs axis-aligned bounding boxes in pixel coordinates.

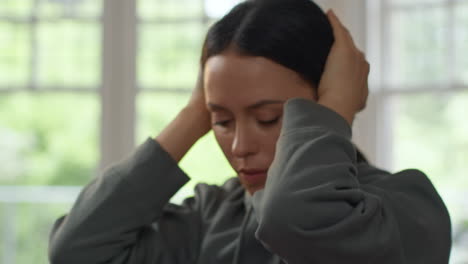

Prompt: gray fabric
[48,98,451,264]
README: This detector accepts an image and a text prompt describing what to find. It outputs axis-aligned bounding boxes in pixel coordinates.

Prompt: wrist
[180,106,211,137]
[154,107,210,162]
[317,97,356,126]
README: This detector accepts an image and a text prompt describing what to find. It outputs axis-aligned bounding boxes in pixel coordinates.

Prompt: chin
[238,173,267,195]
[245,184,265,195]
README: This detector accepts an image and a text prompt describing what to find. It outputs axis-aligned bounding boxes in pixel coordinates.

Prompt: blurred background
[0,0,467,263]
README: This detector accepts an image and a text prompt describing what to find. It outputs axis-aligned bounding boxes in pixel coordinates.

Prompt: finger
[342,26,357,50]
[327,9,346,43]
[327,10,357,49]
[327,10,352,44]
[365,60,371,75]
[360,59,371,84]
[358,51,367,65]
[362,86,369,110]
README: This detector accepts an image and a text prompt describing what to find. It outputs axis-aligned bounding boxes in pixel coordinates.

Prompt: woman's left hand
[317,10,370,126]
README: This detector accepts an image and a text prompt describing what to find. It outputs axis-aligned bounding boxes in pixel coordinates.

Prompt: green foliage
[138,23,206,89]
[0,92,99,186]
[393,92,468,189]
[393,92,468,228]
[0,202,72,264]
[1,0,468,263]
[456,3,468,83]
[39,0,101,17]
[138,0,204,19]
[37,21,101,88]
[0,0,32,17]
[0,22,30,88]
[390,7,448,87]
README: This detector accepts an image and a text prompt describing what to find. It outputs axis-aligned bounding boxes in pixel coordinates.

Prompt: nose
[231,124,257,158]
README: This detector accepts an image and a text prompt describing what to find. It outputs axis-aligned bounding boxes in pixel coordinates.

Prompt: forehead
[203,52,313,105]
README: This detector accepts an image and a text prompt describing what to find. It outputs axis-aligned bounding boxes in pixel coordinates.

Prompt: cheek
[213,132,234,159]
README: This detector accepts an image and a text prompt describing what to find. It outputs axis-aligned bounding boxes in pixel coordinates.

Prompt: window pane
[0,22,30,89]
[388,8,449,88]
[138,0,203,20]
[38,0,102,18]
[0,92,99,185]
[137,92,190,137]
[393,92,468,187]
[389,0,444,6]
[137,92,235,200]
[37,21,101,89]
[204,0,242,19]
[456,3,468,84]
[138,23,204,90]
[0,0,32,17]
[0,202,73,264]
[391,92,468,256]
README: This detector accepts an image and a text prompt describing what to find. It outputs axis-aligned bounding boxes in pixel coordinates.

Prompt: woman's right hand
[185,69,212,136]
[155,69,212,162]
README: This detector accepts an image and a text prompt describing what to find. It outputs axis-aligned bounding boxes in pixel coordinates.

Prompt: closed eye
[214,117,280,128]
[259,117,280,125]
[213,120,231,127]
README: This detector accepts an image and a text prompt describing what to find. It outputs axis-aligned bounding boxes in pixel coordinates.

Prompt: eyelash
[213,121,230,127]
[260,117,280,125]
[214,117,280,127]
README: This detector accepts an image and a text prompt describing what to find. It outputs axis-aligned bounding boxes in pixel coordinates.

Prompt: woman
[49,0,451,263]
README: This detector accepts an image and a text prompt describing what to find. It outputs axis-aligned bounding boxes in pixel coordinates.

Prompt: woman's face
[204,52,316,195]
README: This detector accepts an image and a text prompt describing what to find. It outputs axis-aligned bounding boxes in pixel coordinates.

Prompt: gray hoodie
[48,98,452,264]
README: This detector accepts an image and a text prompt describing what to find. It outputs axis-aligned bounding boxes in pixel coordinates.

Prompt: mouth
[238,169,268,186]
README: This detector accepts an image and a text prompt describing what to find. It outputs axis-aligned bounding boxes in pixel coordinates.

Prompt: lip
[239,169,268,185]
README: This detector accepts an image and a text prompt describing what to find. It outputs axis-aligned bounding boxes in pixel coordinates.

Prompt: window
[1,0,466,262]
[0,0,101,263]
[0,0,239,262]
[368,0,468,261]
[136,0,239,201]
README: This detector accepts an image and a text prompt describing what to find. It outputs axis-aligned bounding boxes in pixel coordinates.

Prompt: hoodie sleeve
[48,138,212,264]
[251,98,452,264]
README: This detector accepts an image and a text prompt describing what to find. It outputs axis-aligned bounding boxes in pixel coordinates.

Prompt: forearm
[252,98,450,263]
[49,138,190,263]
[318,97,356,126]
[251,99,399,263]
[155,107,211,163]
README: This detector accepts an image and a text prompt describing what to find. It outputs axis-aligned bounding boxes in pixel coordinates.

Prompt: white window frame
[364,0,468,169]
[99,0,137,171]
[0,1,137,263]
[2,0,467,262]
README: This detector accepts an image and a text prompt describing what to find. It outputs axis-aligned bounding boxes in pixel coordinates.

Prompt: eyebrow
[207,100,285,112]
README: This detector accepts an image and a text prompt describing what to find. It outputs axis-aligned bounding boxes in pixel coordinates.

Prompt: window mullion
[29,0,40,91]
[376,0,396,170]
[100,0,137,172]
[447,0,456,86]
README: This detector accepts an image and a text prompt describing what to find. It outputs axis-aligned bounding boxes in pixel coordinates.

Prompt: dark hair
[200,0,334,88]
[200,2,371,164]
